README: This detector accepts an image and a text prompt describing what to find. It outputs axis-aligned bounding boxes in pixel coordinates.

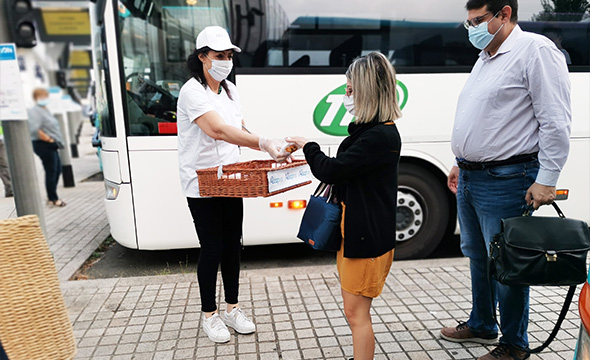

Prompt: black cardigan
[303,121,401,259]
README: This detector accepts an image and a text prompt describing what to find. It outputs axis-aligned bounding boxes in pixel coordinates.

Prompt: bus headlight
[105,180,120,200]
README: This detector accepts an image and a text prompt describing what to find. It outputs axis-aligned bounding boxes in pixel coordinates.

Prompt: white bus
[91,0,590,260]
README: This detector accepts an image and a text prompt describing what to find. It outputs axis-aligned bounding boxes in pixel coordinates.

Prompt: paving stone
[12,169,577,360]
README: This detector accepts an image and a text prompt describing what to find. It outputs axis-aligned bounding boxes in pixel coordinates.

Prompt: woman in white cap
[176,26,287,343]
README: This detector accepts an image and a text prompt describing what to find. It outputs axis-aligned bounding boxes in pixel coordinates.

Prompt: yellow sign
[69,79,89,85]
[41,10,91,35]
[70,69,89,80]
[70,50,91,67]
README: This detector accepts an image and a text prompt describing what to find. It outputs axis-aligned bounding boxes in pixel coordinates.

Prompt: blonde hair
[345,52,402,124]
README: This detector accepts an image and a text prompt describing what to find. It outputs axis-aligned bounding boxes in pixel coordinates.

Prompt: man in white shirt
[439,1,571,359]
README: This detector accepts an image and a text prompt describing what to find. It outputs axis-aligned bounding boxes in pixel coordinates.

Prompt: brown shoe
[440,321,498,345]
[477,344,530,360]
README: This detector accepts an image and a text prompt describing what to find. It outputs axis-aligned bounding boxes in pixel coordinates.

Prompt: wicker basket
[197,159,312,197]
[0,215,77,360]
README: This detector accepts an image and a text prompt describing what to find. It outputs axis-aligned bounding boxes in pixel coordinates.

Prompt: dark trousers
[32,141,61,202]
[0,341,7,360]
[0,140,12,196]
[187,197,243,313]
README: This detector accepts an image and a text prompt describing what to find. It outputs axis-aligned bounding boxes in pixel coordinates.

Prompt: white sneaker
[202,313,231,343]
[220,307,256,334]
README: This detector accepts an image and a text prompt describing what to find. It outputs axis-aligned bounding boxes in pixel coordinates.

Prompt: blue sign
[0,45,17,61]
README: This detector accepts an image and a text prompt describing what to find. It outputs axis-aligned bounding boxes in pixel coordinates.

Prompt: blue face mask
[468,13,504,50]
[37,99,50,107]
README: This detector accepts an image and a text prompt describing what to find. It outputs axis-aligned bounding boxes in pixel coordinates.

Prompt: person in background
[0,124,13,198]
[287,52,402,360]
[177,26,289,344]
[27,88,66,207]
[440,1,571,359]
[543,26,572,65]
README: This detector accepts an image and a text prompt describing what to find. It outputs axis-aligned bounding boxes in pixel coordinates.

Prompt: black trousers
[0,341,7,360]
[32,140,61,202]
[187,197,243,312]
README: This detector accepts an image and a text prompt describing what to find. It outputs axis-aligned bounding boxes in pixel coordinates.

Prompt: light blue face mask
[37,99,50,107]
[468,12,504,50]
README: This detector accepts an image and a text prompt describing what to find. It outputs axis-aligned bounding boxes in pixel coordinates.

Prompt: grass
[155,254,193,276]
[70,235,116,281]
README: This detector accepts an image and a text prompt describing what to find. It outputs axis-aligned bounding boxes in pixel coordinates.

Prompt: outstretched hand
[285,136,309,149]
[259,137,292,163]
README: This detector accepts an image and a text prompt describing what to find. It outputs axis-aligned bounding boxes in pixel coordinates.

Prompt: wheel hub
[396,190,424,242]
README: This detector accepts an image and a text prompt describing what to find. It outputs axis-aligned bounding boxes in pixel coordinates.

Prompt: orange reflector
[270,202,283,208]
[288,200,307,209]
[556,189,569,200]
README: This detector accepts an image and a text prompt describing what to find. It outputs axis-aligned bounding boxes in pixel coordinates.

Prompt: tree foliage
[533,0,590,21]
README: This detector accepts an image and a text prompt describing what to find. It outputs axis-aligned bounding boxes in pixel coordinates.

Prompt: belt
[457,153,538,171]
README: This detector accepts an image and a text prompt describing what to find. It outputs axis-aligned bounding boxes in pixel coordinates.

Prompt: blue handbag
[297,183,342,251]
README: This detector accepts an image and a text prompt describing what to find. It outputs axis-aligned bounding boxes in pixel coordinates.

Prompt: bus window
[232,0,590,72]
[113,0,590,137]
[117,0,231,136]
[94,24,116,137]
[520,21,590,68]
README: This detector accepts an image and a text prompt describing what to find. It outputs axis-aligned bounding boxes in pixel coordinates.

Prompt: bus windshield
[118,0,230,136]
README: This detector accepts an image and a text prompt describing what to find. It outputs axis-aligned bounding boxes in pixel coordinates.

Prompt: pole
[1,119,46,236]
[55,112,75,187]
[67,110,82,159]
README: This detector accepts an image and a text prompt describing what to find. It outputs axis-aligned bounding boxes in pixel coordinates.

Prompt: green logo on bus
[313,81,408,136]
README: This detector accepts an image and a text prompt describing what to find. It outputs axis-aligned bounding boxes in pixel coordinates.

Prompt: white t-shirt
[177,78,243,198]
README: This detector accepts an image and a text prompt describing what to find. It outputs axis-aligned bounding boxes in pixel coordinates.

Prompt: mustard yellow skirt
[337,204,394,298]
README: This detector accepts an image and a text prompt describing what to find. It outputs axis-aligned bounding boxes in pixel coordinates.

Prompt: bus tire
[395,163,449,260]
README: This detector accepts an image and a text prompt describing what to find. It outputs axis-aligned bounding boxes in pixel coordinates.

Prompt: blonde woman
[287,52,402,360]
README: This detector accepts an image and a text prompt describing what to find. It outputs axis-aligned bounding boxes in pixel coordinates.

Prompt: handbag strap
[526,285,576,353]
[313,182,328,197]
[313,182,336,203]
[487,259,577,354]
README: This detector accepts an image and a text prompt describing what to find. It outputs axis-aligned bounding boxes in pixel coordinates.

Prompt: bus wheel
[395,164,449,260]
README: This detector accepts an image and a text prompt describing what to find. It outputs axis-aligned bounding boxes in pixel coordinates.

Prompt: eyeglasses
[463,10,499,29]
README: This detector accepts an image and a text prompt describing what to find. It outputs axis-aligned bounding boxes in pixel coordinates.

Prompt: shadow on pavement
[76,234,462,280]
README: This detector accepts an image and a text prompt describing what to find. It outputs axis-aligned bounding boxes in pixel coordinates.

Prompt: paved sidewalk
[0,121,108,281]
[0,122,583,359]
[63,259,581,360]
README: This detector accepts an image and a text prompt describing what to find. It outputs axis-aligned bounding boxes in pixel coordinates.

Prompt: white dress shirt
[451,25,571,186]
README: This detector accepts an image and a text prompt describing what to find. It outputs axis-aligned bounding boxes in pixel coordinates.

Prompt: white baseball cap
[196,26,241,53]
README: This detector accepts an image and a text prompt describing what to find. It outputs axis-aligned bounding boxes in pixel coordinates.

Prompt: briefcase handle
[522,202,565,218]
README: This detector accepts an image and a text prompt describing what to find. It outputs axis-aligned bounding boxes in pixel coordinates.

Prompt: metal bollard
[66,111,83,158]
[55,113,75,188]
